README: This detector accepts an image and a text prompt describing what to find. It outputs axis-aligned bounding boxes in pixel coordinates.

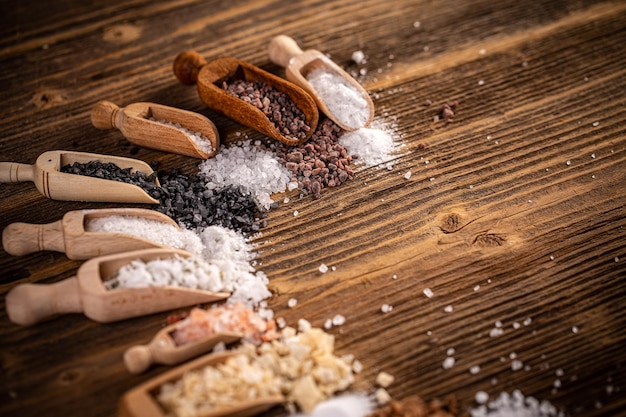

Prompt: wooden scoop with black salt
[91,101,219,159]
[5,248,230,326]
[173,51,319,146]
[0,150,159,203]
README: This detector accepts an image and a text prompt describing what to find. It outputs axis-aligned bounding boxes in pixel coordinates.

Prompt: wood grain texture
[1,1,625,417]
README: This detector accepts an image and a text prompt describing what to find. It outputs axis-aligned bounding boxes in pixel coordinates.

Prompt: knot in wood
[440,213,462,234]
[473,232,506,247]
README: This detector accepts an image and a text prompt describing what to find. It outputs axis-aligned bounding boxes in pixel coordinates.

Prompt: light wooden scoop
[2,208,181,260]
[269,35,375,131]
[0,150,159,203]
[124,321,242,374]
[91,101,220,159]
[5,248,230,326]
[119,351,284,417]
[173,52,319,146]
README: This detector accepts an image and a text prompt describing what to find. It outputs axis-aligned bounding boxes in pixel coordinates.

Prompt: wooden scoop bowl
[2,208,182,260]
[5,248,230,326]
[91,101,220,159]
[119,351,284,417]
[173,52,319,146]
[269,35,375,131]
[124,321,242,374]
[0,150,159,203]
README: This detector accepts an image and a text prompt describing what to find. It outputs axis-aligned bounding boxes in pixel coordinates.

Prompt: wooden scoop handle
[173,50,208,85]
[268,35,304,68]
[2,220,65,256]
[91,100,122,130]
[124,345,155,374]
[0,162,34,183]
[5,277,83,326]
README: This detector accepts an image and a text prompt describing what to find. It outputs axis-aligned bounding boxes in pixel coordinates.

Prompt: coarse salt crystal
[293,210,299,216]
[523,317,533,326]
[376,372,395,388]
[351,50,366,65]
[470,365,481,375]
[404,170,412,179]
[352,359,363,373]
[423,288,434,298]
[447,348,456,356]
[324,319,333,330]
[511,360,523,371]
[444,305,454,313]
[381,304,393,313]
[319,263,329,273]
[572,326,579,333]
[442,357,456,369]
[288,298,298,308]
[375,388,391,405]
[332,314,346,326]
[475,391,489,404]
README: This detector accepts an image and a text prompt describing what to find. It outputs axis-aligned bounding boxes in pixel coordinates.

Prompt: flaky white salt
[339,127,395,167]
[306,67,370,129]
[199,140,290,209]
[149,117,214,155]
[470,390,563,417]
[86,215,204,255]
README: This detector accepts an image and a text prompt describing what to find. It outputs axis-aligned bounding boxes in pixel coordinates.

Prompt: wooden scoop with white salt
[0,150,159,203]
[91,101,219,159]
[2,208,185,260]
[5,248,230,326]
[269,35,375,131]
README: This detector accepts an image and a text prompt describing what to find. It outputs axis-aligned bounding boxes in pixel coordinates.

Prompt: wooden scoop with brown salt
[0,150,159,203]
[5,248,230,326]
[173,51,319,146]
[2,208,182,260]
[91,101,219,159]
[269,35,375,131]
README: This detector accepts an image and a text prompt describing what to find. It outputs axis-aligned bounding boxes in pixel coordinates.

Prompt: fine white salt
[339,127,395,167]
[198,140,290,209]
[306,67,370,129]
[290,393,375,417]
[150,117,214,155]
[86,215,204,255]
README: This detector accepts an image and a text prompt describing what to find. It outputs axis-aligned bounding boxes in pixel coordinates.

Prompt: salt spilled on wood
[339,125,395,168]
[470,390,563,417]
[198,140,291,209]
[306,67,370,129]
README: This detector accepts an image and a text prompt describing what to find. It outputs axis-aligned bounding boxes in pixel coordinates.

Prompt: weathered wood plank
[1,1,625,417]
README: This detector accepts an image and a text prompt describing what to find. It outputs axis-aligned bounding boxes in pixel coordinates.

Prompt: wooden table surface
[1,1,625,416]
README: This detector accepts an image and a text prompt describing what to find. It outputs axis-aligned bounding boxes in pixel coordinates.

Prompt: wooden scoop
[5,248,230,326]
[269,35,375,131]
[0,150,159,203]
[123,321,242,374]
[173,52,319,146]
[2,208,182,260]
[119,351,284,417]
[91,101,220,159]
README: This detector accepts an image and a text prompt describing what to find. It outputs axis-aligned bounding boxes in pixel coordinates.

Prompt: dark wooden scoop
[173,52,319,146]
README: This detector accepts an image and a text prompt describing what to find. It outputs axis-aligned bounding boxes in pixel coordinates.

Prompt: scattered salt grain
[149,118,214,155]
[446,348,456,356]
[489,328,503,337]
[375,388,391,405]
[523,317,533,326]
[339,127,395,167]
[423,288,434,298]
[442,357,456,369]
[324,319,333,330]
[319,263,329,273]
[199,140,290,210]
[376,372,395,388]
[294,210,299,216]
[592,121,600,127]
[351,50,366,65]
[566,160,571,166]
[615,256,620,262]
[470,365,481,375]
[571,326,579,334]
[306,68,370,129]
[478,80,485,86]
[512,322,521,329]
[511,360,523,371]
[332,314,346,326]
[444,305,454,313]
[290,393,375,417]
[352,359,363,373]
[404,170,412,179]
[474,285,481,291]
[288,298,298,308]
[475,391,489,404]
[381,304,393,313]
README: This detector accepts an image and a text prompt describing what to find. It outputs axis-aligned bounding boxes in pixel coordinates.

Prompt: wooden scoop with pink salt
[124,302,278,374]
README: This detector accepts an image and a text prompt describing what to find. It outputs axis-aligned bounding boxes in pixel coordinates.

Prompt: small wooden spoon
[91,101,220,159]
[268,35,375,131]
[173,52,319,146]
[124,321,242,374]
[5,248,230,326]
[2,208,182,260]
[0,150,159,204]
[119,351,284,417]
